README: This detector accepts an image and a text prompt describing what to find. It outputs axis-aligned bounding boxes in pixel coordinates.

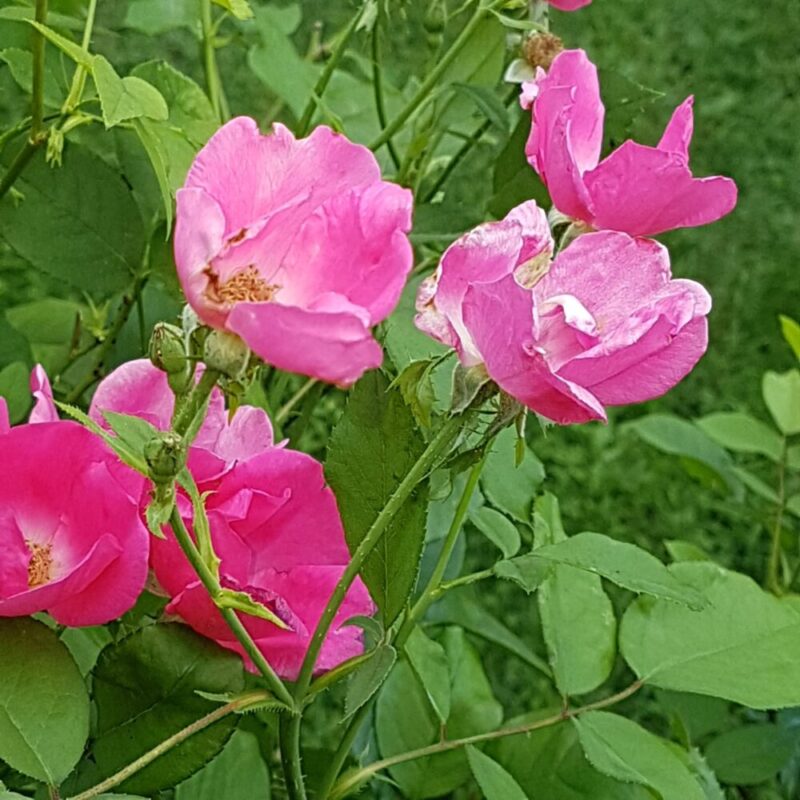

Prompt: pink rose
[0,371,149,626]
[547,0,592,10]
[150,447,373,679]
[416,201,711,424]
[174,117,414,386]
[522,49,737,236]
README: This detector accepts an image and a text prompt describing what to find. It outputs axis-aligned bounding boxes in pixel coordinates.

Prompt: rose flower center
[27,542,54,588]
[206,265,279,305]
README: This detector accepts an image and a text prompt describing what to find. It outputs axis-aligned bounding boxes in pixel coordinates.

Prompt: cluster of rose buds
[0,37,735,679]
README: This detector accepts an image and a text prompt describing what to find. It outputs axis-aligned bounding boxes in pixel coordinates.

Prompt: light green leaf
[26,19,92,66]
[132,118,173,231]
[404,628,451,724]
[0,361,30,423]
[696,411,783,462]
[0,144,144,293]
[344,644,397,719]
[124,0,197,35]
[620,562,800,708]
[573,711,704,800]
[175,729,269,800]
[664,539,712,562]
[470,506,521,559]
[780,315,800,360]
[494,554,551,593]
[705,723,799,786]
[466,746,528,800]
[762,369,800,435]
[93,55,168,128]
[394,359,437,428]
[786,494,800,518]
[326,370,429,626]
[0,46,67,107]
[481,426,545,524]
[733,466,781,503]
[530,532,707,608]
[0,618,90,783]
[213,0,253,20]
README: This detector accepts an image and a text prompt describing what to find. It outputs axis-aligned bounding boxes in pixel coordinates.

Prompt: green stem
[64,271,149,404]
[68,702,238,800]
[275,378,319,425]
[62,0,97,113]
[396,455,486,647]
[368,1,492,152]
[168,507,295,709]
[0,139,40,201]
[172,368,221,438]
[201,0,223,121]
[296,5,365,136]
[30,0,48,141]
[370,11,400,170]
[316,702,372,799]
[279,714,308,800]
[767,437,788,594]
[329,681,644,800]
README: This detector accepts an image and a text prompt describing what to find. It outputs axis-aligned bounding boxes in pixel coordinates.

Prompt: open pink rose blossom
[0,370,149,625]
[90,359,372,678]
[175,117,414,386]
[522,49,737,236]
[150,447,373,679]
[548,0,592,10]
[416,201,711,424]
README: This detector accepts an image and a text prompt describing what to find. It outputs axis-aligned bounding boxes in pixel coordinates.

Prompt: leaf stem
[275,378,319,425]
[368,1,492,152]
[328,681,644,799]
[767,436,788,594]
[370,9,400,170]
[68,701,238,800]
[168,506,296,709]
[62,0,98,113]
[30,0,48,141]
[296,4,365,136]
[201,0,224,121]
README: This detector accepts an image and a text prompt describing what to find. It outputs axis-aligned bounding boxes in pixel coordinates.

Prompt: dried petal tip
[523,33,564,71]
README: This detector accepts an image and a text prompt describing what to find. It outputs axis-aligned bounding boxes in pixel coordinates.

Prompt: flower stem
[30,0,48,142]
[279,713,308,800]
[767,436,788,594]
[296,4,365,137]
[168,507,295,709]
[200,0,224,121]
[328,681,644,800]
[62,0,98,113]
[171,367,220,438]
[368,1,492,152]
[275,378,319,425]
[68,701,238,800]
[370,9,400,170]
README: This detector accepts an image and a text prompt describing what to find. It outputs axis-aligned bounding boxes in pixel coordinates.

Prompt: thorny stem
[171,367,221,438]
[279,714,308,800]
[296,4,366,136]
[168,507,295,709]
[68,701,239,800]
[368,1,495,152]
[329,681,644,800]
[767,437,788,594]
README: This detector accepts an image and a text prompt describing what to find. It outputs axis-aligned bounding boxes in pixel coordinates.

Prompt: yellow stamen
[205,266,279,305]
[27,542,53,588]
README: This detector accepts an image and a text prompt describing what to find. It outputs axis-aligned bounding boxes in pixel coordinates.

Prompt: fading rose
[175,117,413,386]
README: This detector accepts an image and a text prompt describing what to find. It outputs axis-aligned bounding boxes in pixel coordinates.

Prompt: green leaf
[74,624,244,795]
[470,506,521,559]
[539,560,616,696]
[376,628,502,798]
[620,563,800,708]
[489,714,652,800]
[131,118,173,231]
[466,746,528,800]
[733,466,781,503]
[0,46,68,107]
[481,426,545,524]
[93,55,168,128]
[451,363,491,414]
[60,626,113,676]
[25,20,92,67]
[452,83,509,131]
[705,723,799,786]
[394,359,437,428]
[529,532,707,608]
[213,0,254,20]
[248,5,318,118]
[573,711,704,800]
[762,369,800,435]
[175,729,269,800]
[494,554,550,593]
[630,413,742,495]
[124,0,198,35]
[600,69,664,148]
[326,370,429,626]
[780,315,800,360]
[0,144,145,293]
[0,618,90,784]
[344,644,397,720]
[404,628,451,724]
[0,361,30,423]
[664,539,712,562]
[696,411,784,461]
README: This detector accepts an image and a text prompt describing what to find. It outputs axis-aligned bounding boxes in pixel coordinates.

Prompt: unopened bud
[523,32,564,70]
[423,1,446,34]
[150,323,188,375]
[203,330,251,381]
[144,431,186,483]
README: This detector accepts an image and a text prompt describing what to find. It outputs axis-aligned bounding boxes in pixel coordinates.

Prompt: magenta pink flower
[174,117,414,386]
[150,447,373,679]
[416,201,711,424]
[0,371,149,626]
[89,359,274,474]
[547,0,591,10]
[522,49,737,236]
